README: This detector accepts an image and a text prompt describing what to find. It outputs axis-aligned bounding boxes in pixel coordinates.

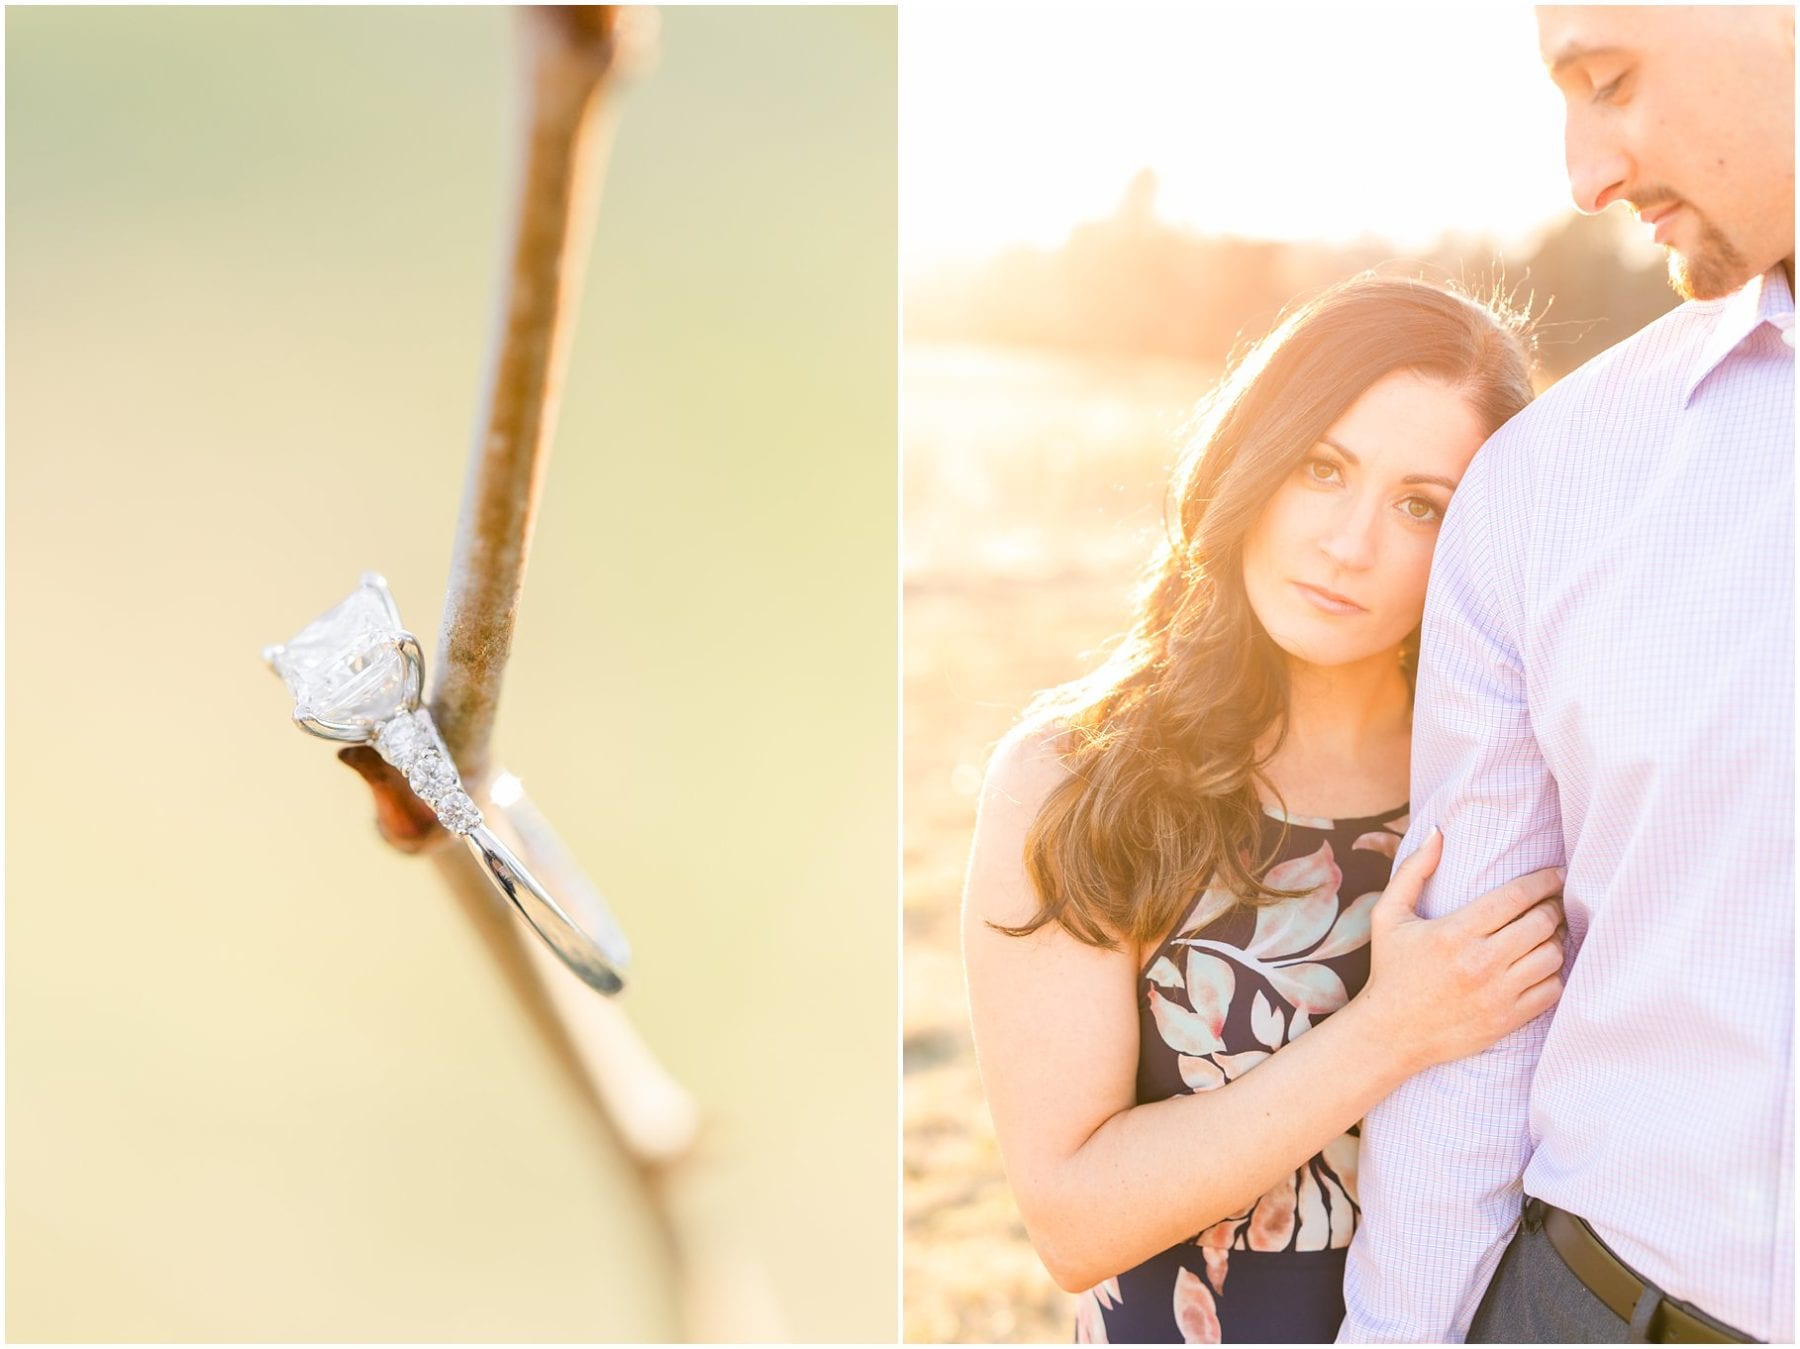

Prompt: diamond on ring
[264,574,479,836]
[265,574,421,736]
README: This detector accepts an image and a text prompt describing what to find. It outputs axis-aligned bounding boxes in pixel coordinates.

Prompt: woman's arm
[962,727,1563,1294]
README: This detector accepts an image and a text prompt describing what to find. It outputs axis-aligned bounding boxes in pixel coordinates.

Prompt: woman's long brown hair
[999,275,1535,950]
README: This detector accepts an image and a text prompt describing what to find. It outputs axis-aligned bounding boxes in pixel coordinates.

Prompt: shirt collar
[1683,266,1796,406]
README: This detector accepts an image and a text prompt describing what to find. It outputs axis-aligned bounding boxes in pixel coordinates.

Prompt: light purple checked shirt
[1340,268,1795,1344]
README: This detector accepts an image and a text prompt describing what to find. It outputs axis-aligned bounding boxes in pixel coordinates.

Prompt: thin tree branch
[337,745,439,851]
[434,4,648,781]
[437,797,788,1341]
[487,781,700,1163]
[328,8,786,1339]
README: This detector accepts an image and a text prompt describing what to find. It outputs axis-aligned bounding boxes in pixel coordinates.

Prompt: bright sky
[903,4,1625,272]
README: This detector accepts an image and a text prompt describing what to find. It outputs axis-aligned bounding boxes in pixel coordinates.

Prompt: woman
[962,276,1565,1344]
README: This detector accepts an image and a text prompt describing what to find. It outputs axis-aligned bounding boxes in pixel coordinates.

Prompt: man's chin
[1668,234,1755,301]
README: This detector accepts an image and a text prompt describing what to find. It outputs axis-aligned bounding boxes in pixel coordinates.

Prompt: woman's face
[1240,369,1490,670]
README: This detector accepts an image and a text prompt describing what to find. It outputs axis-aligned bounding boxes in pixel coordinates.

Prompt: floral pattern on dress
[1076,1277,1121,1344]
[1088,806,1406,1344]
[1147,840,1374,1259]
[1174,1267,1222,1343]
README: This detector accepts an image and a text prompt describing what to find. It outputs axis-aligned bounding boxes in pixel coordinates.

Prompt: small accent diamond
[374,712,428,770]
[374,707,482,834]
[436,790,483,835]
[408,753,459,799]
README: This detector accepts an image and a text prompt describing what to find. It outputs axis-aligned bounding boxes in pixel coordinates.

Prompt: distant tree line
[908,171,1679,382]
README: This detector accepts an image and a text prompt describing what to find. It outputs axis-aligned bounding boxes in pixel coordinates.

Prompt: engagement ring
[263,573,630,995]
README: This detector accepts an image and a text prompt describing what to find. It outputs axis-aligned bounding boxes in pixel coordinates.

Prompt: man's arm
[1338,444,1566,1342]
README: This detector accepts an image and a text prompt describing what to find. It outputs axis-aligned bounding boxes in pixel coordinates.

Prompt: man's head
[1538,6,1795,300]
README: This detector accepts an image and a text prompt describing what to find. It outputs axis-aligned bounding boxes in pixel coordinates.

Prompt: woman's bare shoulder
[964,719,1081,931]
[966,716,1136,966]
[980,718,1079,818]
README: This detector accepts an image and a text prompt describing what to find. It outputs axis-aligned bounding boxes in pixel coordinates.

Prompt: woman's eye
[1592,70,1630,104]
[1400,497,1442,524]
[1305,458,1342,485]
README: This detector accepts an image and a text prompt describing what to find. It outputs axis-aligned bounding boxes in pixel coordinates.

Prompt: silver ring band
[465,823,628,995]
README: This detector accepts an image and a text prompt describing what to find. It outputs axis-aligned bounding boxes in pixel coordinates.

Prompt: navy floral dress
[1075,804,1408,1345]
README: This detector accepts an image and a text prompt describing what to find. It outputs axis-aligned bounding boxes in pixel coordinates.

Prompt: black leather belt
[1524,1198,1755,1343]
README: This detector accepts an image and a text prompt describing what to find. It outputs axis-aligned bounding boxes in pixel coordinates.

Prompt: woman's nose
[1318,508,1378,571]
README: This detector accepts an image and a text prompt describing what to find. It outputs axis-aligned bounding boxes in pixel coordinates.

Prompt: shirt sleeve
[1337,442,1566,1342]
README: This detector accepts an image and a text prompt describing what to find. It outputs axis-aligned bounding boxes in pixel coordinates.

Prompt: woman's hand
[964,733,1564,1292]
[1355,828,1566,1073]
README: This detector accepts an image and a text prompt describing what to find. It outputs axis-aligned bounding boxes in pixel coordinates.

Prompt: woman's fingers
[1508,927,1567,987]
[1372,827,1443,924]
[1492,896,1564,962]
[1514,969,1565,1023]
[1460,865,1565,936]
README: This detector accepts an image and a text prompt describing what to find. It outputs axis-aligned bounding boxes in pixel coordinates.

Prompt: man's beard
[1669,210,1753,300]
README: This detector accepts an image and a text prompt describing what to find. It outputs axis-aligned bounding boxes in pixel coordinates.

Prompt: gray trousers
[1467,1217,1629,1343]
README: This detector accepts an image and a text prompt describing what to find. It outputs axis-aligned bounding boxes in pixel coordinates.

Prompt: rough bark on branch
[332,8,786,1339]
[433,4,649,783]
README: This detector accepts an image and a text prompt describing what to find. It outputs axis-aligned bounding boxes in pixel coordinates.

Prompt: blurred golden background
[9,6,895,1341]
[901,7,1677,1342]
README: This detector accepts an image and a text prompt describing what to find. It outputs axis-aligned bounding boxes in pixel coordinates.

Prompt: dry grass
[903,343,1217,1342]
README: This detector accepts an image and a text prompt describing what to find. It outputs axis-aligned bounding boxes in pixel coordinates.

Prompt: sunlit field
[903,343,1216,1342]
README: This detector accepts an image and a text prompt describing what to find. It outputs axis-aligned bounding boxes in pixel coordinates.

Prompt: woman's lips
[1293,581,1366,615]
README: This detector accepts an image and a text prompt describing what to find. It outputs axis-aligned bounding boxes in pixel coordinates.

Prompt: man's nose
[1565,110,1630,214]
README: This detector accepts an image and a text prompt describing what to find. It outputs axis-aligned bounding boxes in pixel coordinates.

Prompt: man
[1341,7,1793,1343]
